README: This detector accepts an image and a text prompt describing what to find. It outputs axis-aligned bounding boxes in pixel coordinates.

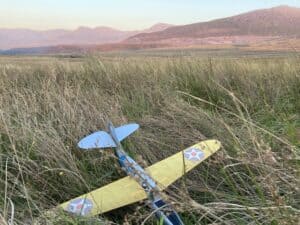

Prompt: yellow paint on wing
[59,176,146,216]
[58,139,221,216]
[146,139,221,190]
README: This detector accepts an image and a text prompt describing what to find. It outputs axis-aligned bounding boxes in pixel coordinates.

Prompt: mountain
[126,5,300,44]
[50,26,137,45]
[142,23,175,33]
[2,5,300,54]
[0,23,173,50]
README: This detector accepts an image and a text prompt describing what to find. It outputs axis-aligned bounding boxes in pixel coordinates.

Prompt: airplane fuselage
[108,122,184,225]
[117,148,157,192]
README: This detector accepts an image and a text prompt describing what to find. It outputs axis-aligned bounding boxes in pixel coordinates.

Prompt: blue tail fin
[78,123,139,150]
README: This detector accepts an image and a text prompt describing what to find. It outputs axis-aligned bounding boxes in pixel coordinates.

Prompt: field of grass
[0,54,299,225]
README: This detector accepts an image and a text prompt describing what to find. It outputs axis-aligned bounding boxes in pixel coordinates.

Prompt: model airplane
[58,122,221,225]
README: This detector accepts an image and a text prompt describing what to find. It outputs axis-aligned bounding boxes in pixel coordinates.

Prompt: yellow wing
[59,176,146,216]
[146,139,221,190]
[58,139,221,216]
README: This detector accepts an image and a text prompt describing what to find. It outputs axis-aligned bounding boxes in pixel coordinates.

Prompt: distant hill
[142,23,174,33]
[126,6,300,43]
[0,23,173,50]
[2,5,300,54]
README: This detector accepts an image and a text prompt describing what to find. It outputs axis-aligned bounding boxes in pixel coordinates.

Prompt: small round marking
[67,198,93,216]
[184,147,205,162]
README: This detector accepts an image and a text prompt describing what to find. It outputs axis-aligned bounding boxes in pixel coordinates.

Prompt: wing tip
[200,139,222,153]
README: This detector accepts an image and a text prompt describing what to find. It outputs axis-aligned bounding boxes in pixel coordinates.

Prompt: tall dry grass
[0,56,299,224]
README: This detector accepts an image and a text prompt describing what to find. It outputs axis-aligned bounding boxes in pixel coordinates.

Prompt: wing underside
[58,139,221,216]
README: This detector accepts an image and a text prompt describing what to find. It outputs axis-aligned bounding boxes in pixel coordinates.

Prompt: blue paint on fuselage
[108,123,184,225]
[117,149,156,190]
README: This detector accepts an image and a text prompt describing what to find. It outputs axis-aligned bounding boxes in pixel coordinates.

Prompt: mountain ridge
[0,23,173,50]
[2,5,300,54]
[126,5,300,43]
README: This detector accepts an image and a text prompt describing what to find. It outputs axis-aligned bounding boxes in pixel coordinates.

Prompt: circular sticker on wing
[67,198,93,216]
[184,147,204,162]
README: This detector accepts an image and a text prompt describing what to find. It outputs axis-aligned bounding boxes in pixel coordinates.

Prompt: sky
[1,0,300,30]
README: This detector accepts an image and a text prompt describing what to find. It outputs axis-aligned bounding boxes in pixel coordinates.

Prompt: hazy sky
[1,0,300,30]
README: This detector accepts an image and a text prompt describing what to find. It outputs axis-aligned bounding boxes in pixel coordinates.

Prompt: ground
[0,49,299,224]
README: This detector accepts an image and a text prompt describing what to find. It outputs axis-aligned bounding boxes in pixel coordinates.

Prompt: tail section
[78,131,117,149]
[78,123,139,150]
[114,123,139,142]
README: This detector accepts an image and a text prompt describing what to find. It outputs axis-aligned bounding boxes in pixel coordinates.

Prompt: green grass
[0,55,299,224]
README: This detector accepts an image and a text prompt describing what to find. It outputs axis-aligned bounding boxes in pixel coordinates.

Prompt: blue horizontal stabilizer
[77,123,139,150]
[78,131,116,149]
[115,123,139,142]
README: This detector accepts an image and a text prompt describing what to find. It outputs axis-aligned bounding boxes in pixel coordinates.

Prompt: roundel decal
[184,147,204,162]
[67,198,93,216]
